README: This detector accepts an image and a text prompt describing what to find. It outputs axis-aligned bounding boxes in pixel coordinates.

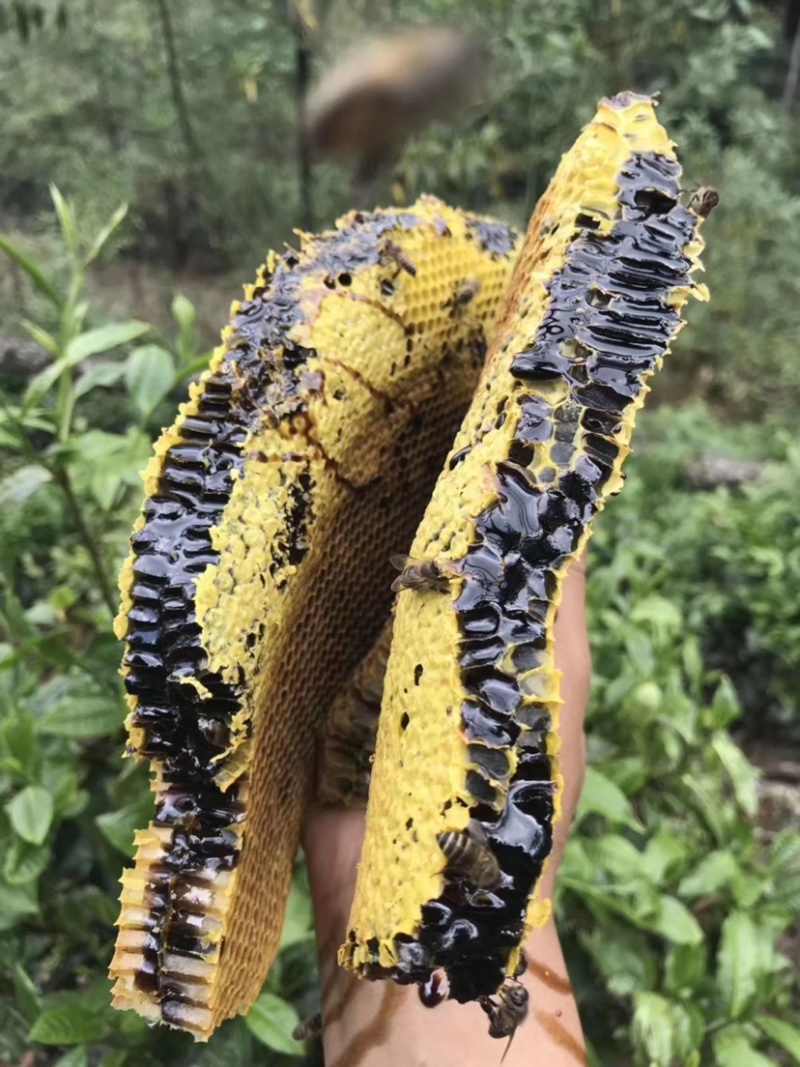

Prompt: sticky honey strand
[109,199,519,1039]
[341,92,711,1002]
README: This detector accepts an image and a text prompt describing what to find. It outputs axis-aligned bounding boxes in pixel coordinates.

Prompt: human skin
[304,556,590,1066]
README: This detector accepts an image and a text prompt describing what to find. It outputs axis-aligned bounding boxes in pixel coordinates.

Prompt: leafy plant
[0,194,315,1066]
[1,137,798,1067]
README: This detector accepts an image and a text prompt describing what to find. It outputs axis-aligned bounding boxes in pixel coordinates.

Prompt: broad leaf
[576,767,644,833]
[713,1032,775,1067]
[54,1049,89,1067]
[646,896,703,945]
[39,695,124,738]
[755,1016,800,1062]
[0,880,39,930]
[74,360,128,400]
[717,912,760,1017]
[664,942,707,996]
[711,733,758,817]
[6,785,54,845]
[96,795,154,857]
[0,465,52,507]
[632,993,694,1067]
[125,344,175,419]
[29,1005,110,1045]
[27,320,149,400]
[679,850,739,898]
[4,839,49,885]
[245,993,303,1056]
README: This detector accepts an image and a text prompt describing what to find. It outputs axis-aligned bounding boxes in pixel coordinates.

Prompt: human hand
[303,555,590,1067]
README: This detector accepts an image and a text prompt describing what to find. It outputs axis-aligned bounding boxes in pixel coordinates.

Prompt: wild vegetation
[1,1,799,1064]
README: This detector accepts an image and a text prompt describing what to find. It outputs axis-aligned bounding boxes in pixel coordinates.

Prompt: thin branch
[782,11,800,111]
[151,0,201,162]
[53,466,117,618]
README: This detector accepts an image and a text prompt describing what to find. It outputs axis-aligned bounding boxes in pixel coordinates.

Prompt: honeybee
[479,982,529,1061]
[305,27,488,197]
[443,278,480,317]
[436,819,502,889]
[687,186,719,218]
[292,1011,322,1042]
[379,238,417,278]
[511,948,527,981]
[389,554,451,594]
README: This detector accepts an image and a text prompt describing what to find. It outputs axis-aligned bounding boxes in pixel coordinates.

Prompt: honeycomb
[317,616,393,807]
[108,198,519,1038]
[341,93,713,1002]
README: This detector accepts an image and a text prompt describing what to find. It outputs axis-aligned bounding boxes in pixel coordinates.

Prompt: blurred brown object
[305,26,488,203]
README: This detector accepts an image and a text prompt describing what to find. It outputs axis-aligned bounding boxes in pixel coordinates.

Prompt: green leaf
[4,838,49,885]
[0,465,52,507]
[679,850,739,898]
[771,831,800,874]
[755,1016,800,1062]
[630,595,683,637]
[0,879,39,930]
[713,1032,775,1067]
[245,993,303,1056]
[641,832,687,884]
[717,912,760,1018]
[711,733,758,817]
[98,1051,128,1067]
[647,896,704,945]
[96,795,154,857]
[173,351,213,384]
[587,834,645,880]
[22,319,59,355]
[27,321,150,400]
[13,964,41,1022]
[664,942,707,996]
[74,360,128,400]
[125,344,175,419]
[576,767,645,833]
[49,184,78,254]
[0,234,62,309]
[172,292,197,364]
[84,202,128,266]
[39,695,123,738]
[65,320,151,365]
[707,676,742,729]
[280,872,313,949]
[29,1004,110,1045]
[632,993,695,1067]
[54,1049,89,1067]
[6,785,54,845]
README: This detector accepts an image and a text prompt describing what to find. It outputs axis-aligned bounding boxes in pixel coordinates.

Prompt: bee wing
[466,818,490,845]
[389,553,411,572]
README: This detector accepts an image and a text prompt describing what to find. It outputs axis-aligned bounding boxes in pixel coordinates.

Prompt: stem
[151,0,200,163]
[782,12,800,110]
[53,466,117,618]
[295,34,314,229]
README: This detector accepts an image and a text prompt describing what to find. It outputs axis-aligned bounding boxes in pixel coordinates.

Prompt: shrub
[1,194,797,1067]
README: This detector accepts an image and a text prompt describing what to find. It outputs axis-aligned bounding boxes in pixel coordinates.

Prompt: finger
[538,553,591,897]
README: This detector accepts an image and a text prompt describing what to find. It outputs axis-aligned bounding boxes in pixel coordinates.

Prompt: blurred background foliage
[0,1,798,1065]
